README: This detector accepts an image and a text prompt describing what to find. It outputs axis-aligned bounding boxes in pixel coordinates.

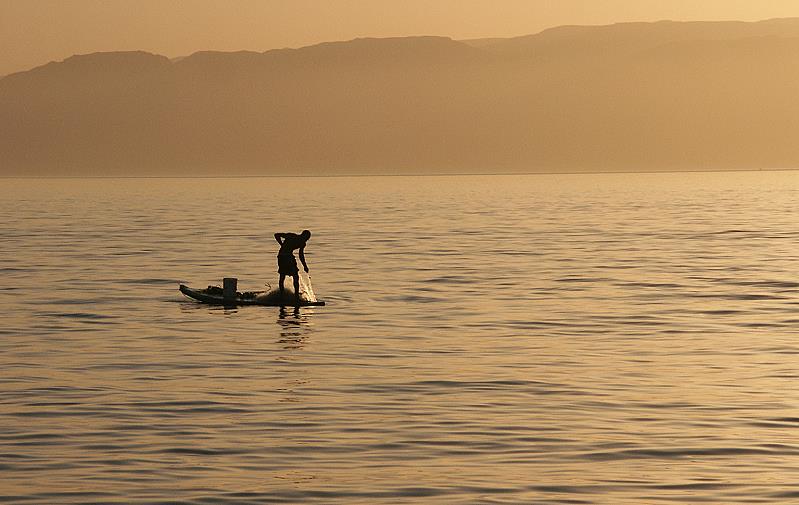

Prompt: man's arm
[299,247,309,272]
[274,233,284,245]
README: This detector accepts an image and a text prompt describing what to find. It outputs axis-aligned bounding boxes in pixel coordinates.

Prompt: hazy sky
[3,0,799,76]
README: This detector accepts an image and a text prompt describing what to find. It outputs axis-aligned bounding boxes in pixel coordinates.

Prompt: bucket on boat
[223,277,238,301]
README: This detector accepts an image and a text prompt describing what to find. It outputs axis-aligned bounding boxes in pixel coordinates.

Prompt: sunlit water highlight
[1,172,799,504]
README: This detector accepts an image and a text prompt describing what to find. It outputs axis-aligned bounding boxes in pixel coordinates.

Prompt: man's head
[301,230,311,241]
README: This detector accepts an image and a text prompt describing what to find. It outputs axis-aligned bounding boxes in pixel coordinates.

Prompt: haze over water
[2,172,799,504]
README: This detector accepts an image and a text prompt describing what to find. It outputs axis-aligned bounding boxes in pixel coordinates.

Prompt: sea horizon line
[2,167,798,180]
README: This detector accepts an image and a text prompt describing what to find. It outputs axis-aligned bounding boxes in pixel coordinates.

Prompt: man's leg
[279,274,286,303]
[293,274,301,305]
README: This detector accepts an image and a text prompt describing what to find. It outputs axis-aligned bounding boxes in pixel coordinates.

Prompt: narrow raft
[179,284,325,307]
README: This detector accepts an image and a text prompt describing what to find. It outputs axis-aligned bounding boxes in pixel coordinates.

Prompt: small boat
[179,284,325,307]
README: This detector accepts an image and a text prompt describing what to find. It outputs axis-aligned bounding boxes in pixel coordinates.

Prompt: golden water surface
[1,172,799,503]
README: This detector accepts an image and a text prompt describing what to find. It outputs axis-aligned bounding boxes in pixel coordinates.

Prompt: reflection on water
[1,172,799,504]
[277,306,312,350]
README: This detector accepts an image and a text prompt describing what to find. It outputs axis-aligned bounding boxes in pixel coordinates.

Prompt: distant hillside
[2,19,799,176]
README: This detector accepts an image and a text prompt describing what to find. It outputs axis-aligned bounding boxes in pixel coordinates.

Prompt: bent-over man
[274,230,311,305]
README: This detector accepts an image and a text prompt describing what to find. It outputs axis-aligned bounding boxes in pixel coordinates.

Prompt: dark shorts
[277,254,299,275]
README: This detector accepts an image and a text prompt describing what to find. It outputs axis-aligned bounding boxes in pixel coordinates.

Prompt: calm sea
[2,172,799,504]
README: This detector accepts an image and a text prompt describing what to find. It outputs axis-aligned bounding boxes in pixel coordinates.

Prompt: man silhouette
[274,230,311,305]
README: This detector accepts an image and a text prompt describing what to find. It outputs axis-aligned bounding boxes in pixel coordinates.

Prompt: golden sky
[3,0,799,76]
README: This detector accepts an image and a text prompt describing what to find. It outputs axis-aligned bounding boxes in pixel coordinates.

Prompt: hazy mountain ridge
[472,18,799,54]
[2,19,799,176]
